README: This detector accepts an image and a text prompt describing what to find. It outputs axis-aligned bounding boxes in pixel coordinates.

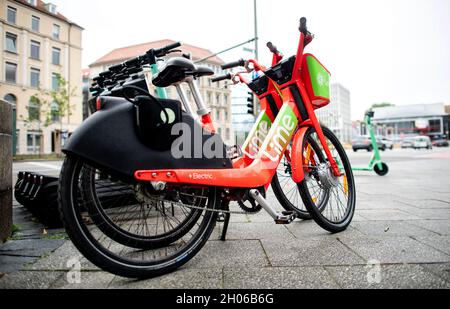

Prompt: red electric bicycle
[59,17,356,278]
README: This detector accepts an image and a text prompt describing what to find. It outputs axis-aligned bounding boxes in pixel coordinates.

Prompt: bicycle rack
[14,172,61,228]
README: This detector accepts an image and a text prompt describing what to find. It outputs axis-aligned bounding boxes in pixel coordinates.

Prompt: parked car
[432,139,449,148]
[401,137,416,149]
[413,136,432,150]
[352,136,385,152]
[381,138,394,150]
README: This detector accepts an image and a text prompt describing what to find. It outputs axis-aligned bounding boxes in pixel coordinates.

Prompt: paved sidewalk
[1,150,450,289]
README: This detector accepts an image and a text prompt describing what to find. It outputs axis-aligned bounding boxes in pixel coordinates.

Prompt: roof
[82,68,90,78]
[13,0,83,28]
[373,103,447,120]
[90,39,224,67]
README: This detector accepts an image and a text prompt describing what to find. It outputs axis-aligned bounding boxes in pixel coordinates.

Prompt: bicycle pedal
[274,212,297,225]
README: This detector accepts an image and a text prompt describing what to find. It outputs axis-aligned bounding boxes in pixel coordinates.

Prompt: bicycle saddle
[153,57,196,87]
[191,66,214,78]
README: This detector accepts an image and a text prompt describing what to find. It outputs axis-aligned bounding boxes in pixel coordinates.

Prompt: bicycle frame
[135,30,342,189]
[233,55,285,167]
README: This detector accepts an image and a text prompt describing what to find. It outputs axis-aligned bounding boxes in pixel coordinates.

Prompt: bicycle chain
[147,196,257,216]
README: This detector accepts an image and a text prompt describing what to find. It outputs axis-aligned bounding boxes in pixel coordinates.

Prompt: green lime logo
[263,105,298,162]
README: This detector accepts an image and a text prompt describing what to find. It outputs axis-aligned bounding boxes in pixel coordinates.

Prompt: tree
[19,95,46,155]
[29,74,77,155]
[370,102,395,110]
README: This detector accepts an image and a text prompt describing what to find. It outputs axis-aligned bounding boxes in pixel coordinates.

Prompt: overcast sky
[52,0,450,120]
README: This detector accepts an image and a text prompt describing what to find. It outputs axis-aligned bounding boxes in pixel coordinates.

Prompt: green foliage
[371,102,395,109]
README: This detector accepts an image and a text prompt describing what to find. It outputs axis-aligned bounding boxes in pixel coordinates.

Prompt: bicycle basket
[301,54,331,108]
[264,56,296,85]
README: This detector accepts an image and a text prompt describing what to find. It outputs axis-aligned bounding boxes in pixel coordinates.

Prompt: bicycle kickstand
[218,202,231,241]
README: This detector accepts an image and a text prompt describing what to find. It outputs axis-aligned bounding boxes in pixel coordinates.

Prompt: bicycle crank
[249,189,297,224]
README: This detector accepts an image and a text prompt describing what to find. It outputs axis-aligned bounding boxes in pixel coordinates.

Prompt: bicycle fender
[291,126,309,183]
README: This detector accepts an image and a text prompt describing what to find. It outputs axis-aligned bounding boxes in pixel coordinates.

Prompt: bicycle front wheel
[298,126,356,233]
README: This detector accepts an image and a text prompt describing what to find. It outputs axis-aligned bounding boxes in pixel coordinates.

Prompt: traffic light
[247,92,255,115]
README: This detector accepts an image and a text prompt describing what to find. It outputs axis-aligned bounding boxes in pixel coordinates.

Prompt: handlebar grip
[299,17,308,34]
[267,42,279,55]
[164,41,182,51]
[124,57,141,67]
[221,59,245,70]
[211,73,232,83]
[154,42,182,57]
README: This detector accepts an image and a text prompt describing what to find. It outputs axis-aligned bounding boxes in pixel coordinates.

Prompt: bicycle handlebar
[154,42,182,58]
[299,17,308,34]
[211,73,232,83]
[221,59,246,70]
[266,42,279,55]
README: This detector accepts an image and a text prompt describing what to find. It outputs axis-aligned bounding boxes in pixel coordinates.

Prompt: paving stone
[0,255,35,274]
[0,238,65,257]
[261,238,364,267]
[51,271,115,289]
[26,241,87,271]
[340,236,450,264]
[413,236,450,255]
[0,271,64,289]
[110,268,222,289]
[223,266,339,289]
[357,209,422,221]
[420,263,450,283]
[220,222,296,241]
[325,264,450,289]
[351,221,438,237]
[286,221,364,239]
[401,208,450,220]
[409,220,450,236]
[396,199,450,209]
[186,240,269,269]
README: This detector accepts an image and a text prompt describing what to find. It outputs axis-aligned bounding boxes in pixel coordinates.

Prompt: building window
[224,94,228,105]
[27,131,41,154]
[52,47,61,65]
[216,93,221,105]
[207,92,212,104]
[46,4,57,14]
[28,97,40,121]
[224,110,229,122]
[4,94,17,105]
[53,24,60,40]
[51,101,59,122]
[52,73,60,90]
[216,110,220,121]
[7,6,17,24]
[5,62,17,83]
[5,33,17,53]
[30,68,40,88]
[31,16,40,32]
[27,0,37,6]
[30,41,41,60]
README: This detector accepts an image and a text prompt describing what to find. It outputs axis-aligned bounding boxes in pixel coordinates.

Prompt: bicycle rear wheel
[298,126,356,233]
[59,155,220,279]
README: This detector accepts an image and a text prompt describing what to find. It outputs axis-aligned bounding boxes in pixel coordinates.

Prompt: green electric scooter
[352,111,389,176]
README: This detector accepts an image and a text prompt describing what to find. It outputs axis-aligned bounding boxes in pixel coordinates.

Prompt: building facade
[0,0,83,155]
[316,83,352,143]
[88,40,234,145]
[372,103,450,140]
